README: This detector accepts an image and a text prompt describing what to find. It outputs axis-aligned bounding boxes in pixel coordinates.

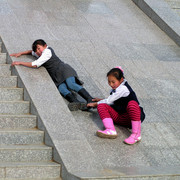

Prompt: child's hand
[92,98,102,102]
[87,102,98,108]
[10,53,22,57]
[11,61,21,66]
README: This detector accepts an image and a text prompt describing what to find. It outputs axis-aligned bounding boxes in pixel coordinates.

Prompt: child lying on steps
[10,39,93,111]
[87,67,145,145]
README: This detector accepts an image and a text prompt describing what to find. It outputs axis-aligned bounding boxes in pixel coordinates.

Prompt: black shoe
[68,102,92,111]
[79,103,90,111]
[65,93,81,111]
[78,88,93,103]
[65,93,80,103]
[68,102,81,111]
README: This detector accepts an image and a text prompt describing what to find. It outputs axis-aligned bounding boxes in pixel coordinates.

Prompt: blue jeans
[58,76,83,97]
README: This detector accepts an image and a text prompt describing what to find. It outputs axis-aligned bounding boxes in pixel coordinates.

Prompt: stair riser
[0,166,60,179]
[0,131,44,145]
[0,101,29,114]
[0,88,23,101]
[0,76,17,87]
[0,53,6,64]
[0,65,11,76]
[0,149,52,162]
[0,115,36,129]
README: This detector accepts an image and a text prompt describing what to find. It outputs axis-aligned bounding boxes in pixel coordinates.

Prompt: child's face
[108,75,123,90]
[36,44,47,56]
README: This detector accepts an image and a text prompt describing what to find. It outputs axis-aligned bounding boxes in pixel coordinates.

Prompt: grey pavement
[0,0,180,179]
[165,0,180,16]
[133,0,180,46]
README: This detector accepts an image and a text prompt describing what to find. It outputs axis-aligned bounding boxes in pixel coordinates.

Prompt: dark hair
[32,39,47,52]
[107,68,124,80]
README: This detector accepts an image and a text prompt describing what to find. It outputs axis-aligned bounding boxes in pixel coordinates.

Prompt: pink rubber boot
[124,121,141,145]
[96,118,117,139]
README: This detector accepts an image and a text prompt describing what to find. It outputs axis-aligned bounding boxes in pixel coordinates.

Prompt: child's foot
[96,129,117,139]
[124,134,141,145]
[124,120,141,145]
[68,102,81,111]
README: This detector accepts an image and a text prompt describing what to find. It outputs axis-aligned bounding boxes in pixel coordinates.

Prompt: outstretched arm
[10,50,37,68]
[10,50,32,57]
[11,61,37,68]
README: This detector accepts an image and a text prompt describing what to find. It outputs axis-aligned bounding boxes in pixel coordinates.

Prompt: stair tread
[0,100,29,102]
[0,114,36,128]
[0,178,62,180]
[0,144,51,149]
[0,114,36,117]
[0,129,43,132]
[0,161,60,167]
[0,87,23,89]
[3,179,62,180]
[0,75,17,77]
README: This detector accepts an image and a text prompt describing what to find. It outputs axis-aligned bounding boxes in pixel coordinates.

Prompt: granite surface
[0,0,180,179]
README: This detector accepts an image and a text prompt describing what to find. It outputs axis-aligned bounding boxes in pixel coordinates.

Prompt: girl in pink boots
[87,67,145,145]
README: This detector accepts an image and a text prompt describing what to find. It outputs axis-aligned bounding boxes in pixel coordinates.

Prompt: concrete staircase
[0,41,61,179]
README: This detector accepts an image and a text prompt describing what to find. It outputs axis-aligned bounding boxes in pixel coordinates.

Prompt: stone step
[5,179,63,180]
[0,114,36,129]
[10,179,63,180]
[0,53,6,64]
[0,64,11,76]
[0,42,2,52]
[0,101,29,114]
[0,40,62,179]
[0,76,17,87]
[0,161,61,179]
[0,144,52,162]
[11,179,63,180]
[0,129,44,145]
[0,87,23,101]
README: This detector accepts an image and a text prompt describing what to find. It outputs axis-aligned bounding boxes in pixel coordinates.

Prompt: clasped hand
[87,98,102,108]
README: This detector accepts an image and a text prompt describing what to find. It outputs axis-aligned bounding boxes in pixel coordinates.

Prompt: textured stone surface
[0,129,44,145]
[0,64,11,75]
[0,76,17,87]
[0,0,180,179]
[165,0,180,16]
[0,144,52,162]
[0,53,6,63]
[0,101,29,114]
[133,0,180,46]
[0,114,36,129]
[0,162,60,179]
[0,87,23,101]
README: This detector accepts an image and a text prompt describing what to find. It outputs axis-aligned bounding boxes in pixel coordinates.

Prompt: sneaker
[124,134,141,145]
[96,129,117,139]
